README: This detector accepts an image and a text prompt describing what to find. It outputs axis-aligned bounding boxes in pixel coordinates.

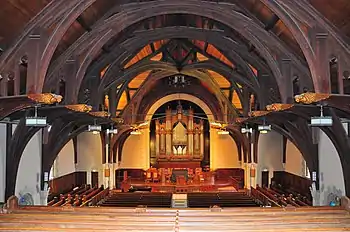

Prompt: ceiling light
[218,130,229,135]
[130,130,141,135]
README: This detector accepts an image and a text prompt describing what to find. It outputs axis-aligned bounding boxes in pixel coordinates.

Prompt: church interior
[1,0,350,231]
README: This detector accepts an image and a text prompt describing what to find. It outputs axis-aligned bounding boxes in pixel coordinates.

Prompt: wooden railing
[229,176,240,190]
[81,188,109,207]
[251,187,281,207]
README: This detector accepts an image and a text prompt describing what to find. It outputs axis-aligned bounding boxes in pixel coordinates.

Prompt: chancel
[1,0,350,231]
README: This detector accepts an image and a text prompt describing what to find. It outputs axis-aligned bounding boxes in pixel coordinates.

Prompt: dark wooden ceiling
[0,0,52,49]
[309,0,350,38]
[0,0,349,57]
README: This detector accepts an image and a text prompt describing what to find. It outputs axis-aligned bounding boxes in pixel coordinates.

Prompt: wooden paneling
[49,171,87,195]
[273,171,312,199]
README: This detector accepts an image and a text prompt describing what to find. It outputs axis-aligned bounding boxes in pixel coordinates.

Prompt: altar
[154,101,204,168]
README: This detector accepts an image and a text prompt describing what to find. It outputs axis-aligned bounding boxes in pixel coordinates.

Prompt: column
[337,57,345,94]
[160,129,165,155]
[110,163,115,189]
[155,120,160,157]
[109,85,117,117]
[281,58,293,103]
[200,122,204,159]
[194,132,200,156]
[315,33,331,93]
[104,132,111,189]
[0,70,8,96]
[86,171,92,185]
[27,33,41,93]
[250,163,257,188]
[0,123,7,202]
[143,127,150,169]
[242,87,250,116]
[209,128,215,170]
[244,163,251,189]
[63,59,79,104]
[40,170,49,205]
[165,110,172,156]
[13,65,20,95]
[188,110,194,157]
[115,148,120,188]
[250,139,256,188]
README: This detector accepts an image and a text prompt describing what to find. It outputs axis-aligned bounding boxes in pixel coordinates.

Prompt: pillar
[0,123,7,202]
[104,132,111,189]
[188,109,194,157]
[200,121,204,159]
[250,163,257,188]
[315,33,331,93]
[165,109,172,156]
[155,120,160,157]
[250,138,256,188]
[27,33,42,93]
[63,59,79,104]
[109,85,117,117]
[110,163,115,189]
[281,58,293,103]
[242,87,250,116]
[209,128,215,170]
[86,171,92,185]
[244,163,251,189]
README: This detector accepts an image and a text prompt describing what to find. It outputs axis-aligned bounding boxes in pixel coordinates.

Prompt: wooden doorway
[261,171,269,188]
[91,171,99,187]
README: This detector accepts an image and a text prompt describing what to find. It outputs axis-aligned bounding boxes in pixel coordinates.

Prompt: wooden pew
[1,205,350,231]
[2,195,350,232]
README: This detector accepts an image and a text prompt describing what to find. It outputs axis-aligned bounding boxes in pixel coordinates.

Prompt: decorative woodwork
[89,111,110,118]
[155,102,203,166]
[64,104,92,112]
[27,93,62,104]
[266,103,294,111]
[294,92,331,104]
[249,111,270,117]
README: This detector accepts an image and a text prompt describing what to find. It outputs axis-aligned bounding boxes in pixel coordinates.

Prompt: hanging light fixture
[258,118,271,134]
[168,74,190,87]
[241,124,253,134]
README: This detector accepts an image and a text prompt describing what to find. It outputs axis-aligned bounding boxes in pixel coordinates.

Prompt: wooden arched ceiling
[1,0,350,102]
[101,39,245,116]
[0,0,52,49]
[1,0,350,57]
[308,0,350,37]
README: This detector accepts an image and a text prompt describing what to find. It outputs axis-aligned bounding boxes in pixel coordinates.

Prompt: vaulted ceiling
[1,0,350,117]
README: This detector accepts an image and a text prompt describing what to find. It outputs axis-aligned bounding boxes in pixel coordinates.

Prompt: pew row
[1,203,350,231]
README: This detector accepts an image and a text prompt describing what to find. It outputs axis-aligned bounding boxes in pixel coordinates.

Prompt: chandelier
[168,75,190,88]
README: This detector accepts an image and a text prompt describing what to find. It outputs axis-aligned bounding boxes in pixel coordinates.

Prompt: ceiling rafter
[80,28,278,102]
[44,1,310,98]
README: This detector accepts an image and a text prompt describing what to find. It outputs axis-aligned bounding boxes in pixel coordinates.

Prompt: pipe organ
[155,102,204,166]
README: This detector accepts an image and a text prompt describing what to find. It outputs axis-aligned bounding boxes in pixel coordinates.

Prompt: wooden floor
[0,206,350,231]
